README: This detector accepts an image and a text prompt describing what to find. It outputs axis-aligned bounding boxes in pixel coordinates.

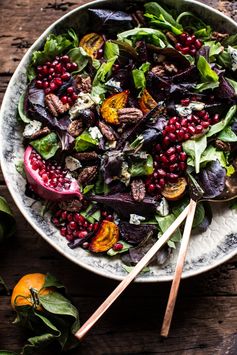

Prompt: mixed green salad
[18,2,237,268]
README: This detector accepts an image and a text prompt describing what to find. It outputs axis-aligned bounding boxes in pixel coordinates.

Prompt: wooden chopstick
[75,203,190,341]
[160,199,197,337]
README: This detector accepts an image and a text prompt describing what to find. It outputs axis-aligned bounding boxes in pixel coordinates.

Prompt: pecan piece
[151,65,165,76]
[74,151,99,162]
[166,31,177,44]
[211,31,229,41]
[30,127,51,140]
[98,121,116,142]
[78,166,98,186]
[67,120,84,137]
[215,139,231,152]
[131,179,146,202]
[164,62,178,74]
[75,74,92,93]
[45,93,68,117]
[59,199,83,212]
[118,108,143,124]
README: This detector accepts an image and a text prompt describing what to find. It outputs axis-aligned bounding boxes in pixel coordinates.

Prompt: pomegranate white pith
[24,146,82,201]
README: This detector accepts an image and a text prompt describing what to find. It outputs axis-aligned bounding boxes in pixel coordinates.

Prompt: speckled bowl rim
[0,0,237,282]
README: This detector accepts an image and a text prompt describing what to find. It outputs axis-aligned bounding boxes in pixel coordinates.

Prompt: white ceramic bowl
[1,0,237,282]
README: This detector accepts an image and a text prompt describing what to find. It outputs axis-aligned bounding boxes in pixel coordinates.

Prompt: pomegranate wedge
[24,146,82,201]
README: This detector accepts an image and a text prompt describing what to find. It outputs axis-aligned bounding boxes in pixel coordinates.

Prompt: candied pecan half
[98,121,116,142]
[211,31,229,41]
[67,120,84,137]
[166,31,178,44]
[164,62,178,74]
[75,74,92,93]
[131,179,146,202]
[74,151,99,162]
[78,166,98,186]
[118,108,143,124]
[29,127,51,140]
[151,65,165,76]
[58,199,83,212]
[215,139,231,152]
[45,93,68,117]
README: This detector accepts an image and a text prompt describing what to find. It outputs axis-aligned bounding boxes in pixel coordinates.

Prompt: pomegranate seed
[181,98,190,106]
[71,93,78,101]
[159,178,165,188]
[187,126,196,135]
[96,48,104,59]
[179,33,188,42]
[175,122,181,129]
[102,211,108,217]
[156,184,161,192]
[180,47,190,55]
[68,221,77,230]
[50,82,57,91]
[42,81,49,89]
[55,63,62,73]
[70,62,78,71]
[82,242,89,249]
[195,39,202,49]
[93,222,99,231]
[190,48,197,56]
[67,213,73,222]
[198,110,206,118]
[155,143,162,152]
[60,227,67,237]
[201,121,210,129]
[113,243,123,251]
[186,36,193,46]
[195,125,204,134]
[161,155,169,164]
[77,230,88,238]
[35,80,43,89]
[49,67,55,75]
[37,74,43,80]
[184,133,191,140]
[169,163,179,172]
[54,78,63,86]
[180,152,187,161]
[163,136,170,146]
[37,66,43,73]
[167,124,176,133]
[61,96,68,104]
[67,86,74,94]
[179,162,187,171]
[61,55,70,63]
[67,97,73,105]
[42,173,49,183]
[66,234,74,242]
[192,115,200,124]
[169,117,178,125]
[176,145,182,153]
[169,154,177,163]
[42,65,48,75]
[61,72,71,81]
[66,63,72,71]
[61,211,68,220]
[212,114,220,123]
[177,129,185,141]
[166,147,176,155]
[169,173,179,182]
[148,184,156,193]
[169,133,176,142]
[181,118,188,127]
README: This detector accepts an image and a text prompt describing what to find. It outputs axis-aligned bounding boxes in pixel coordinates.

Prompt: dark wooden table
[0,1,237,354]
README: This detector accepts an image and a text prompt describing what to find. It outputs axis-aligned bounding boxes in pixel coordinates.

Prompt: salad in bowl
[10,1,237,273]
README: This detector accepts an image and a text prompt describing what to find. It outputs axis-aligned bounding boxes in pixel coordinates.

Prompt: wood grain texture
[0,0,237,354]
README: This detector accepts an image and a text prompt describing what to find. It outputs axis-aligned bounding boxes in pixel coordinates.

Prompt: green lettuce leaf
[104,41,120,60]
[117,27,167,47]
[129,154,153,176]
[182,135,207,173]
[218,126,237,142]
[30,132,60,160]
[75,129,99,152]
[207,105,237,137]
[67,47,89,72]
[132,62,150,90]
[18,93,31,123]
[156,214,182,248]
[107,241,132,256]
[197,55,219,82]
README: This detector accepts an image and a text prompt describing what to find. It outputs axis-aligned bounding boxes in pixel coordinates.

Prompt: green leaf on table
[67,47,89,72]
[30,132,60,160]
[182,135,207,173]
[18,93,31,123]
[43,273,65,290]
[144,2,183,35]
[39,292,80,334]
[207,105,237,137]
[0,196,16,242]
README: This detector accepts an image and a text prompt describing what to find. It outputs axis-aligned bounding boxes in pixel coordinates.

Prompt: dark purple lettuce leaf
[88,8,133,33]
[119,221,157,245]
[216,76,236,100]
[199,160,226,199]
[147,45,190,69]
[57,77,74,96]
[121,236,157,266]
[101,151,124,184]
[26,82,70,131]
[197,46,210,62]
[57,131,75,151]
[91,193,159,218]
[192,203,212,234]
[140,128,162,149]
[135,40,148,63]
[146,72,171,101]
[172,66,199,84]
[146,116,167,131]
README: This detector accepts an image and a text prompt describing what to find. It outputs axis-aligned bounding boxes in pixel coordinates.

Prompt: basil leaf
[67,47,89,71]
[207,105,237,137]
[31,31,77,66]
[197,56,219,82]
[182,135,207,173]
[144,2,182,35]
[218,126,237,142]
[75,129,99,152]
[18,93,31,123]
[172,199,205,228]
[0,196,16,242]
[67,28,79,47]
[30,132,60,160]
[38,292,80,334]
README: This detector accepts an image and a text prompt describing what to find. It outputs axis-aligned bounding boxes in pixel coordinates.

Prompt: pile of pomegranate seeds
[35,55,78,105]
[175,32,202,56]
[145,100,220,196]
[30,150,72,191]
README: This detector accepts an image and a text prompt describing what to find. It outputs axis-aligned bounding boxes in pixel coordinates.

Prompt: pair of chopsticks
[75,199,196,341]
